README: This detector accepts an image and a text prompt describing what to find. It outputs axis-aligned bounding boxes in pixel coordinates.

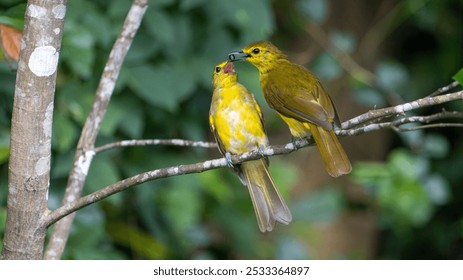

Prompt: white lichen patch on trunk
[28,46,59,77]
[52,4,66,19]
[35,155,50,176]
[27,4,47,19]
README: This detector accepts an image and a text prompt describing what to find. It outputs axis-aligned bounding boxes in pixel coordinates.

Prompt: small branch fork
[44,85,463,228]
[43,0,149,260]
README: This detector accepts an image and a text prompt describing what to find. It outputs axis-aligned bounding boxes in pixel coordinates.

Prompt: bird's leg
[257,144,265,157]
[225,152,234,168]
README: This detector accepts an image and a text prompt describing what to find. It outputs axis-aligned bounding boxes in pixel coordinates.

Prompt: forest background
[1,0,462,259]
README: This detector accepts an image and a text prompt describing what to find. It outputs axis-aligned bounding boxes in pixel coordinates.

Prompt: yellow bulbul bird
[228,41,351,177]
[209,60,292,232]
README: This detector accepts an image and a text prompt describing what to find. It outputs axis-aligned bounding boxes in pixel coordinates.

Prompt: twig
[44,90,463,227]
[340,111,463,136]
[44,140,307,226]
[43,0,148,260]
[342,90,463,129]
[94,139,217,154]
[393,123,463,132]
[428,81,460,97]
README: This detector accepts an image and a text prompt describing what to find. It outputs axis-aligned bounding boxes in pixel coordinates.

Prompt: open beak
[228,50,250,62]
[223,61,235,74]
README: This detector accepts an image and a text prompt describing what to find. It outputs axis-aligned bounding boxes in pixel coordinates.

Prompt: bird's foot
[225,152,234,168]
[257,144,265,157]
[291,136,300,150]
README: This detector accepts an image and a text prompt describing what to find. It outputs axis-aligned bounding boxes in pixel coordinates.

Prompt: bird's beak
[228,50,250,62]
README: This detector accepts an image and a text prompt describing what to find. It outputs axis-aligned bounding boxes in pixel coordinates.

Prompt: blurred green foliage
[1,0,463,259]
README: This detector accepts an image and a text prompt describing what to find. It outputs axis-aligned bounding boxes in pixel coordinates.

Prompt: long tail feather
[309,124,352,177]
[241,159,292,232]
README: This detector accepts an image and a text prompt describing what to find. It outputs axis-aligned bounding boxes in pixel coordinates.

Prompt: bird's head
[228,41,286,72]
[212,60,237,88]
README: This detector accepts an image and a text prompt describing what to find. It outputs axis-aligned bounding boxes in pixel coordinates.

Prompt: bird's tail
[240,159,292,232]
[309,124,352,177]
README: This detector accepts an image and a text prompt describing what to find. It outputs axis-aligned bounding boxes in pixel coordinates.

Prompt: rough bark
[1,0,66,259]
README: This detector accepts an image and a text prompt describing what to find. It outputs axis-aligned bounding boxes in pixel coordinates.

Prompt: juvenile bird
[229,41,351,177]
[209,60,292,232]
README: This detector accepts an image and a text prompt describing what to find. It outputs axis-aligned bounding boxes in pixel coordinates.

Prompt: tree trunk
[1,0,66,259]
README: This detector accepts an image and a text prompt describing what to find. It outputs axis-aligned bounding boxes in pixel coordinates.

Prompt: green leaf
[161,176,203,233]
[99,100,127,136]
[85,156,120,195]
[0,131,9,164]
[52,112,77,152]
[0,16,23,30]
[198,169,234,203]
[180,0,208,10]
[0,146,9,164]
[128,65,176,111]
[0,4,26,30]
[268,159,298,199]
[50,151,74,180]
[144,9,176,47]
[62,22,95,78]
[151,0,176,7]
[118,101,144,138]
[64,205,125,260]
[452,68,463,86]
[128,64,195,112]
[205,0,274,42]
[0,207,7,233]
[353,149,435,227]
[125,35,160,65]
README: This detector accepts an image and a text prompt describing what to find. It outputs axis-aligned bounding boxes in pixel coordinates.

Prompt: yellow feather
[209,60,292,232]
[231,41,351,177]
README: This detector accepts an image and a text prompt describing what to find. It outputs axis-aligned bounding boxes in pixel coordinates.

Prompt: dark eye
[252,48,260,54]
[215,67,221,73]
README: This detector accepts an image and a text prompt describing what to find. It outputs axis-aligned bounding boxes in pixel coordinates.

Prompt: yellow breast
[210,84,268,155]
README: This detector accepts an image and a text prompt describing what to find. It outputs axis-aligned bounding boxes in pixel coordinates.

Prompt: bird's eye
[215,67,221,73]
[252,48,260,54]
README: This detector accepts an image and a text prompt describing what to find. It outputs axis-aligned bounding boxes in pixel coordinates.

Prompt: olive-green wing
[265,81,337,130]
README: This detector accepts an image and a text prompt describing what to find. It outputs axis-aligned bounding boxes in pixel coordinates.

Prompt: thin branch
[43,0,148,260]
[343,90,463,129]
[44,141,306,226]
[428,81,460,97]
[340,111,463,136]
[44,89,463,226]
[94,138,217,154]
[393,123,463,132]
